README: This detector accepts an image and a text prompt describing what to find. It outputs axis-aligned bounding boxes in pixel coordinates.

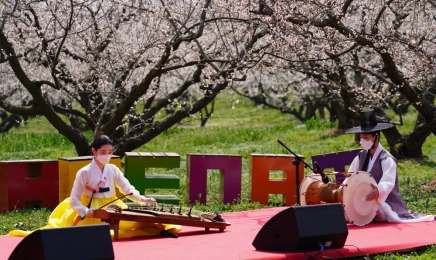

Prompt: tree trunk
[331,102,351,130]
[0,114,22,132]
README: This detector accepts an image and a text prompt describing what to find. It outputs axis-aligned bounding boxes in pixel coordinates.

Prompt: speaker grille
[252,204,348,252]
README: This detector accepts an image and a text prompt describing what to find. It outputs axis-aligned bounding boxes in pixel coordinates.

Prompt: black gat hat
[346,109,394,134]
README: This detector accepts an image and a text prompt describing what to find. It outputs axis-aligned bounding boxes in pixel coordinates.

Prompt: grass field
[1,94,436,259]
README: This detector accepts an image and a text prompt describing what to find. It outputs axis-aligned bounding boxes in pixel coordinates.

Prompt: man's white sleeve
[377,157,396,203]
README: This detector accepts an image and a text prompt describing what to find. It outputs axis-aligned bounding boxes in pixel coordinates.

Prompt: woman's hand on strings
[141,196,157,206]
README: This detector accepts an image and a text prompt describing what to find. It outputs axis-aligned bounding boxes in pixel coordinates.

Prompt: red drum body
[299,171,379,226]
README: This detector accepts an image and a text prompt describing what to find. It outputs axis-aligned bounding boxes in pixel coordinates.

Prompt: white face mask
[96,154,112,165]
[360,138,374,150]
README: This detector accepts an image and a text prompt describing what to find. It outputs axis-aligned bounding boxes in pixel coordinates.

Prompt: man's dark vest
[358,149,412,218]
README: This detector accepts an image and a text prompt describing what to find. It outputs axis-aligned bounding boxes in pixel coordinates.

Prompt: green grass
[0,208,52,234]
[0,133,77,160]
[1,95,436,259]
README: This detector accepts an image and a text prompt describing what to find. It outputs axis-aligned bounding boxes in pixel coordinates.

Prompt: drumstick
[331,172,354,177]
[99,193,133,209]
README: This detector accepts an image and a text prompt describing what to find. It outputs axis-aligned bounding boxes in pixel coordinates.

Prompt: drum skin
[299,171,378,226]
[299,173,322,206]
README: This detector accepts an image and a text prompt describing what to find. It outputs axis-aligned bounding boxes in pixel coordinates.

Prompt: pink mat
[1,207,436,260]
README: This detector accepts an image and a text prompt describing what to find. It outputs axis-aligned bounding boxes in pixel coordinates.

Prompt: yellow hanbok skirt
[8,196,181,238]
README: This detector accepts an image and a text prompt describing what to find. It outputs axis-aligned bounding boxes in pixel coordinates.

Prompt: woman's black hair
[91,135,113,150]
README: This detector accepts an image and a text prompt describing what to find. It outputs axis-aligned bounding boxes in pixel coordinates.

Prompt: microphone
[314,162,329,184]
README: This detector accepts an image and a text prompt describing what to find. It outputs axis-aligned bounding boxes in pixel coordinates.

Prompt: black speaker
[9,224,114,260]
[252,203,348,252]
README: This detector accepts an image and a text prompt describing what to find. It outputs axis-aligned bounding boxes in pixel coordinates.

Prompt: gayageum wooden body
[93,207,231,240]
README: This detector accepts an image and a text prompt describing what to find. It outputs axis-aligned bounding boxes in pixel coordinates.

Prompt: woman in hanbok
[9,135,181,238]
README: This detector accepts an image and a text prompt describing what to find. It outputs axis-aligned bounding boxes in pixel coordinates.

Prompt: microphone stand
[277,140,317,206]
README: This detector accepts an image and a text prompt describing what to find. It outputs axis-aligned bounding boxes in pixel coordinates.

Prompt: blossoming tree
[0,0,269,155]
[2,0,436,158]
[237,0,436,158]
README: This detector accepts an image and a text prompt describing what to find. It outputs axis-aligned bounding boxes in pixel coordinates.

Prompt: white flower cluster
[1,0,435,139]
